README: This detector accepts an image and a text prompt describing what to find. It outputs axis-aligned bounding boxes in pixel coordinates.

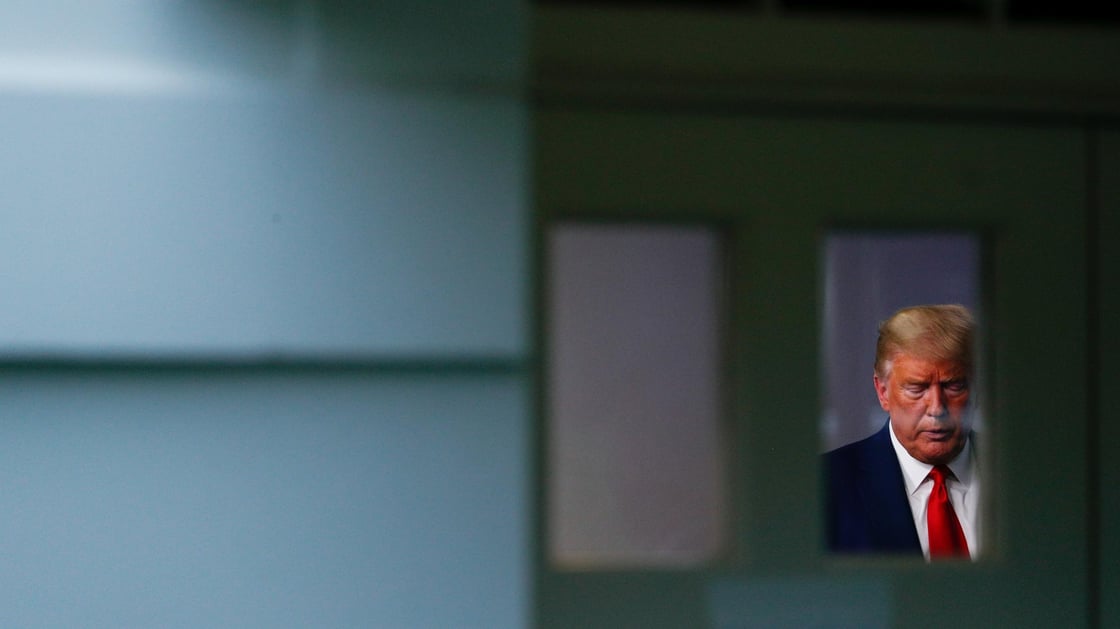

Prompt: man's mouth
[923,429,953,440]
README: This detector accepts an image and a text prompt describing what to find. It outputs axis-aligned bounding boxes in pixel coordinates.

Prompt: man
[825,304,980,560]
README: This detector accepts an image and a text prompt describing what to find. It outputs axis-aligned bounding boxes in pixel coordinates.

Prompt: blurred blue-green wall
[0,2,529,627]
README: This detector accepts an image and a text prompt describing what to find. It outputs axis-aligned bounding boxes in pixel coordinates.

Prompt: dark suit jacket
[824,421,922,555]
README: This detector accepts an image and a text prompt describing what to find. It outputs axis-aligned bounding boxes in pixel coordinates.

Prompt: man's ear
[873,373,890,411]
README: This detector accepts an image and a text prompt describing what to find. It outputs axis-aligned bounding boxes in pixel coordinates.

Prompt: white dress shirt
[889,422,981,560]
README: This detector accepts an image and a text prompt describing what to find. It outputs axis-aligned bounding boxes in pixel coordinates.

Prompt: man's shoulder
[825,423,892,465]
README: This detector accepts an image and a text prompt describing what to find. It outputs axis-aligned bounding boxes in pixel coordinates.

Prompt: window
[547,223,728,568]
[821,230,983,452]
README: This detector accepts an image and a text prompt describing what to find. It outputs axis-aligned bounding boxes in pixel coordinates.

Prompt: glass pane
[548,224,727,568]
[821,231,982,451]
[821,230,985,559]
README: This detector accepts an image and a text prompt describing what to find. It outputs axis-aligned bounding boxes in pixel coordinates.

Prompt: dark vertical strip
[980,223,1000,557]
[1085,122,1101,629]
[531,213,549,629]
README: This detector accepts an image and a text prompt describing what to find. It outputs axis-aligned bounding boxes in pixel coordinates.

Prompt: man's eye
[945,380,968,393]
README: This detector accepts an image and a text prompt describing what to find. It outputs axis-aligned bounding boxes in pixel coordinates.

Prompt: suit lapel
[857,422,922,551]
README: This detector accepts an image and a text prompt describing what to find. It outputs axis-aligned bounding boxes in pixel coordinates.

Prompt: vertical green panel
[1098,129,1120,629]
[737,211,822,571]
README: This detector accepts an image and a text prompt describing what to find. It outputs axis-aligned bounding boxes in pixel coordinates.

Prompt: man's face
[874,353,972,465]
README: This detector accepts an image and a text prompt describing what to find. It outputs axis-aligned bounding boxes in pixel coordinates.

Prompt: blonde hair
[874,304,975,379]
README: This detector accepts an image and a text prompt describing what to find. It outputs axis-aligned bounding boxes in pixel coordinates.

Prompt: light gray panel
[0,370,529,628]
[548,225,726,568]
[0,88,527,358]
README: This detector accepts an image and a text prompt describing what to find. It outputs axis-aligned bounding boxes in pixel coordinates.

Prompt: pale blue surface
[0,88,527,359]
[0,371,529,628]
[0,1,528,359]
[0,2,530,628]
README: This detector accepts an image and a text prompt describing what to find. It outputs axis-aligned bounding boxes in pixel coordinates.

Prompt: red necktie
[927,465,969,559]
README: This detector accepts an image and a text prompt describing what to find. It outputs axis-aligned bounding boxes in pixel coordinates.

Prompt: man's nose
[926,385,947,417]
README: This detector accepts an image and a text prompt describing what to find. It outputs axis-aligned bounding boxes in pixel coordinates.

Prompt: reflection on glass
[821,231,984,561]
[548,224,726,569]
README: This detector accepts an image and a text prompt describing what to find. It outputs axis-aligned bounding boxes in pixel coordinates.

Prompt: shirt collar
[888,420,975,497]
